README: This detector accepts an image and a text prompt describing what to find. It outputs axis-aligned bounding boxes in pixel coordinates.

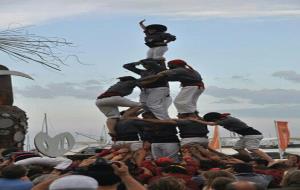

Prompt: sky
[1,0,300,145]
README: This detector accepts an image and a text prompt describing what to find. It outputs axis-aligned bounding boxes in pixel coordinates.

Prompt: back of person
[0,178,33,190]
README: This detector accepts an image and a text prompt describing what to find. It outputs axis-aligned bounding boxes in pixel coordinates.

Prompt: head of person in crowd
[199,160,224,171]
[1,147,18,159]
[249,159,268,169]
[161,164,188,175]
[280,169,300,187]
[0,164,33,190]
[202,170,236,189]
[285,154,300,167]
[167,59,187,69]
[225,181,265,190]
[1,164,28,179]
[148,176,186,190]
[49,175,98,190]
[203,112,231,122]
[211,177,237,190]
[232,163,253,174]
[80,157,121,187]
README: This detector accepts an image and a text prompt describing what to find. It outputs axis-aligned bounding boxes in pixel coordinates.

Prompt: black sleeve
[163,33,176,41]
[123,62,143,75]
[141,59,166,72]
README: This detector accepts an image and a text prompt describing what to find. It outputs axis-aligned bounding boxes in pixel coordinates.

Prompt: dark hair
[1,147,18,157]
[252,159,268,167]
[1,165,27,179]
[148,176,186,190]
[211,177,236,190]
[80,158,121,186]
[268,162,288,169]
[199,160,223,170]
[162,165,188,174]
[232,163,253,173]
[203,112,222,122]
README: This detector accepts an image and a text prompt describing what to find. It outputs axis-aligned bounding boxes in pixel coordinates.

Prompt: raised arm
[123,62,143,75]
[139,19,146,30]
[129,117,176,125]
[112,161,146,190]
[185,118,217,126]
[138,71,167,85]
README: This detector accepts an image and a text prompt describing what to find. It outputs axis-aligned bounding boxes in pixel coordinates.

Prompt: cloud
[205,86,300,105]
[213,97,242,104]
[231,75,251,82]
[223,105,300,118]
[1,0,300,27]
[14,80,105,100]
[272,70,300,83]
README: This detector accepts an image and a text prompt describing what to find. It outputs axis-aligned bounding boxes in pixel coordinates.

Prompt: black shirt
[115,119,141,141]
[97,80,137,99]
[144,32,176,48]
[164,68,203,86]
[123,60,168,88]
[176,120,209,138]
[216,116,262,136]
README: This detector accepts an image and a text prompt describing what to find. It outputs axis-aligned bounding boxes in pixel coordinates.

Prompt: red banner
[209,126,221,150]
[276,121,290,151]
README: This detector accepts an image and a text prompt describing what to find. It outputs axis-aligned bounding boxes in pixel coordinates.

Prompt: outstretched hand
[112,161,130,177]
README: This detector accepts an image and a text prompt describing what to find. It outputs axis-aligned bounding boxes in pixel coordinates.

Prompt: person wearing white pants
[140,59,204,115]
[139,19,176,60]
[123,59,171,119]
[95,76,141,137]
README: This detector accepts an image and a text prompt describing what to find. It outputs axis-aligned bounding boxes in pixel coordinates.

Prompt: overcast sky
[1,0,300,144]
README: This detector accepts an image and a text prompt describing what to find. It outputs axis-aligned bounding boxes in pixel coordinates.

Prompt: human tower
[95,20,274,165]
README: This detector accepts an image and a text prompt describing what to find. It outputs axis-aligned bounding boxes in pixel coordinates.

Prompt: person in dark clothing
[139,19,176,60]
[123,59,171,119]
[131,112,180,162]
[232,163,273,188]
[140,59,204,115]
[95,76,141,136]
[192,112,274,165]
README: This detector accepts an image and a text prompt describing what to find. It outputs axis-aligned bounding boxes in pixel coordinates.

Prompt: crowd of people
[1,20,300,190]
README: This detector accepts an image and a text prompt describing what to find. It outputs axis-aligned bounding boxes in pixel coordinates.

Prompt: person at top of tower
[139,19,176,60]
[95,76,141,137]
[123,58,171,120]
[191,112,275,165]
[140,59,204,115]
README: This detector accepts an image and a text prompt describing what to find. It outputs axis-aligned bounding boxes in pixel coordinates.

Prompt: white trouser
[140,87,171,119]
[181,137,209,147]
[114,141,143,151]
[95,96,141,118]
[147,46,168,59]
[151,143,180,162]
[174,86,204,114]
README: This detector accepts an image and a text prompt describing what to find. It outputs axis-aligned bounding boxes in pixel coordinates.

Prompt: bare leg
[249,149,274,163]
[106,118,118,136]
[234,148,252,157]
